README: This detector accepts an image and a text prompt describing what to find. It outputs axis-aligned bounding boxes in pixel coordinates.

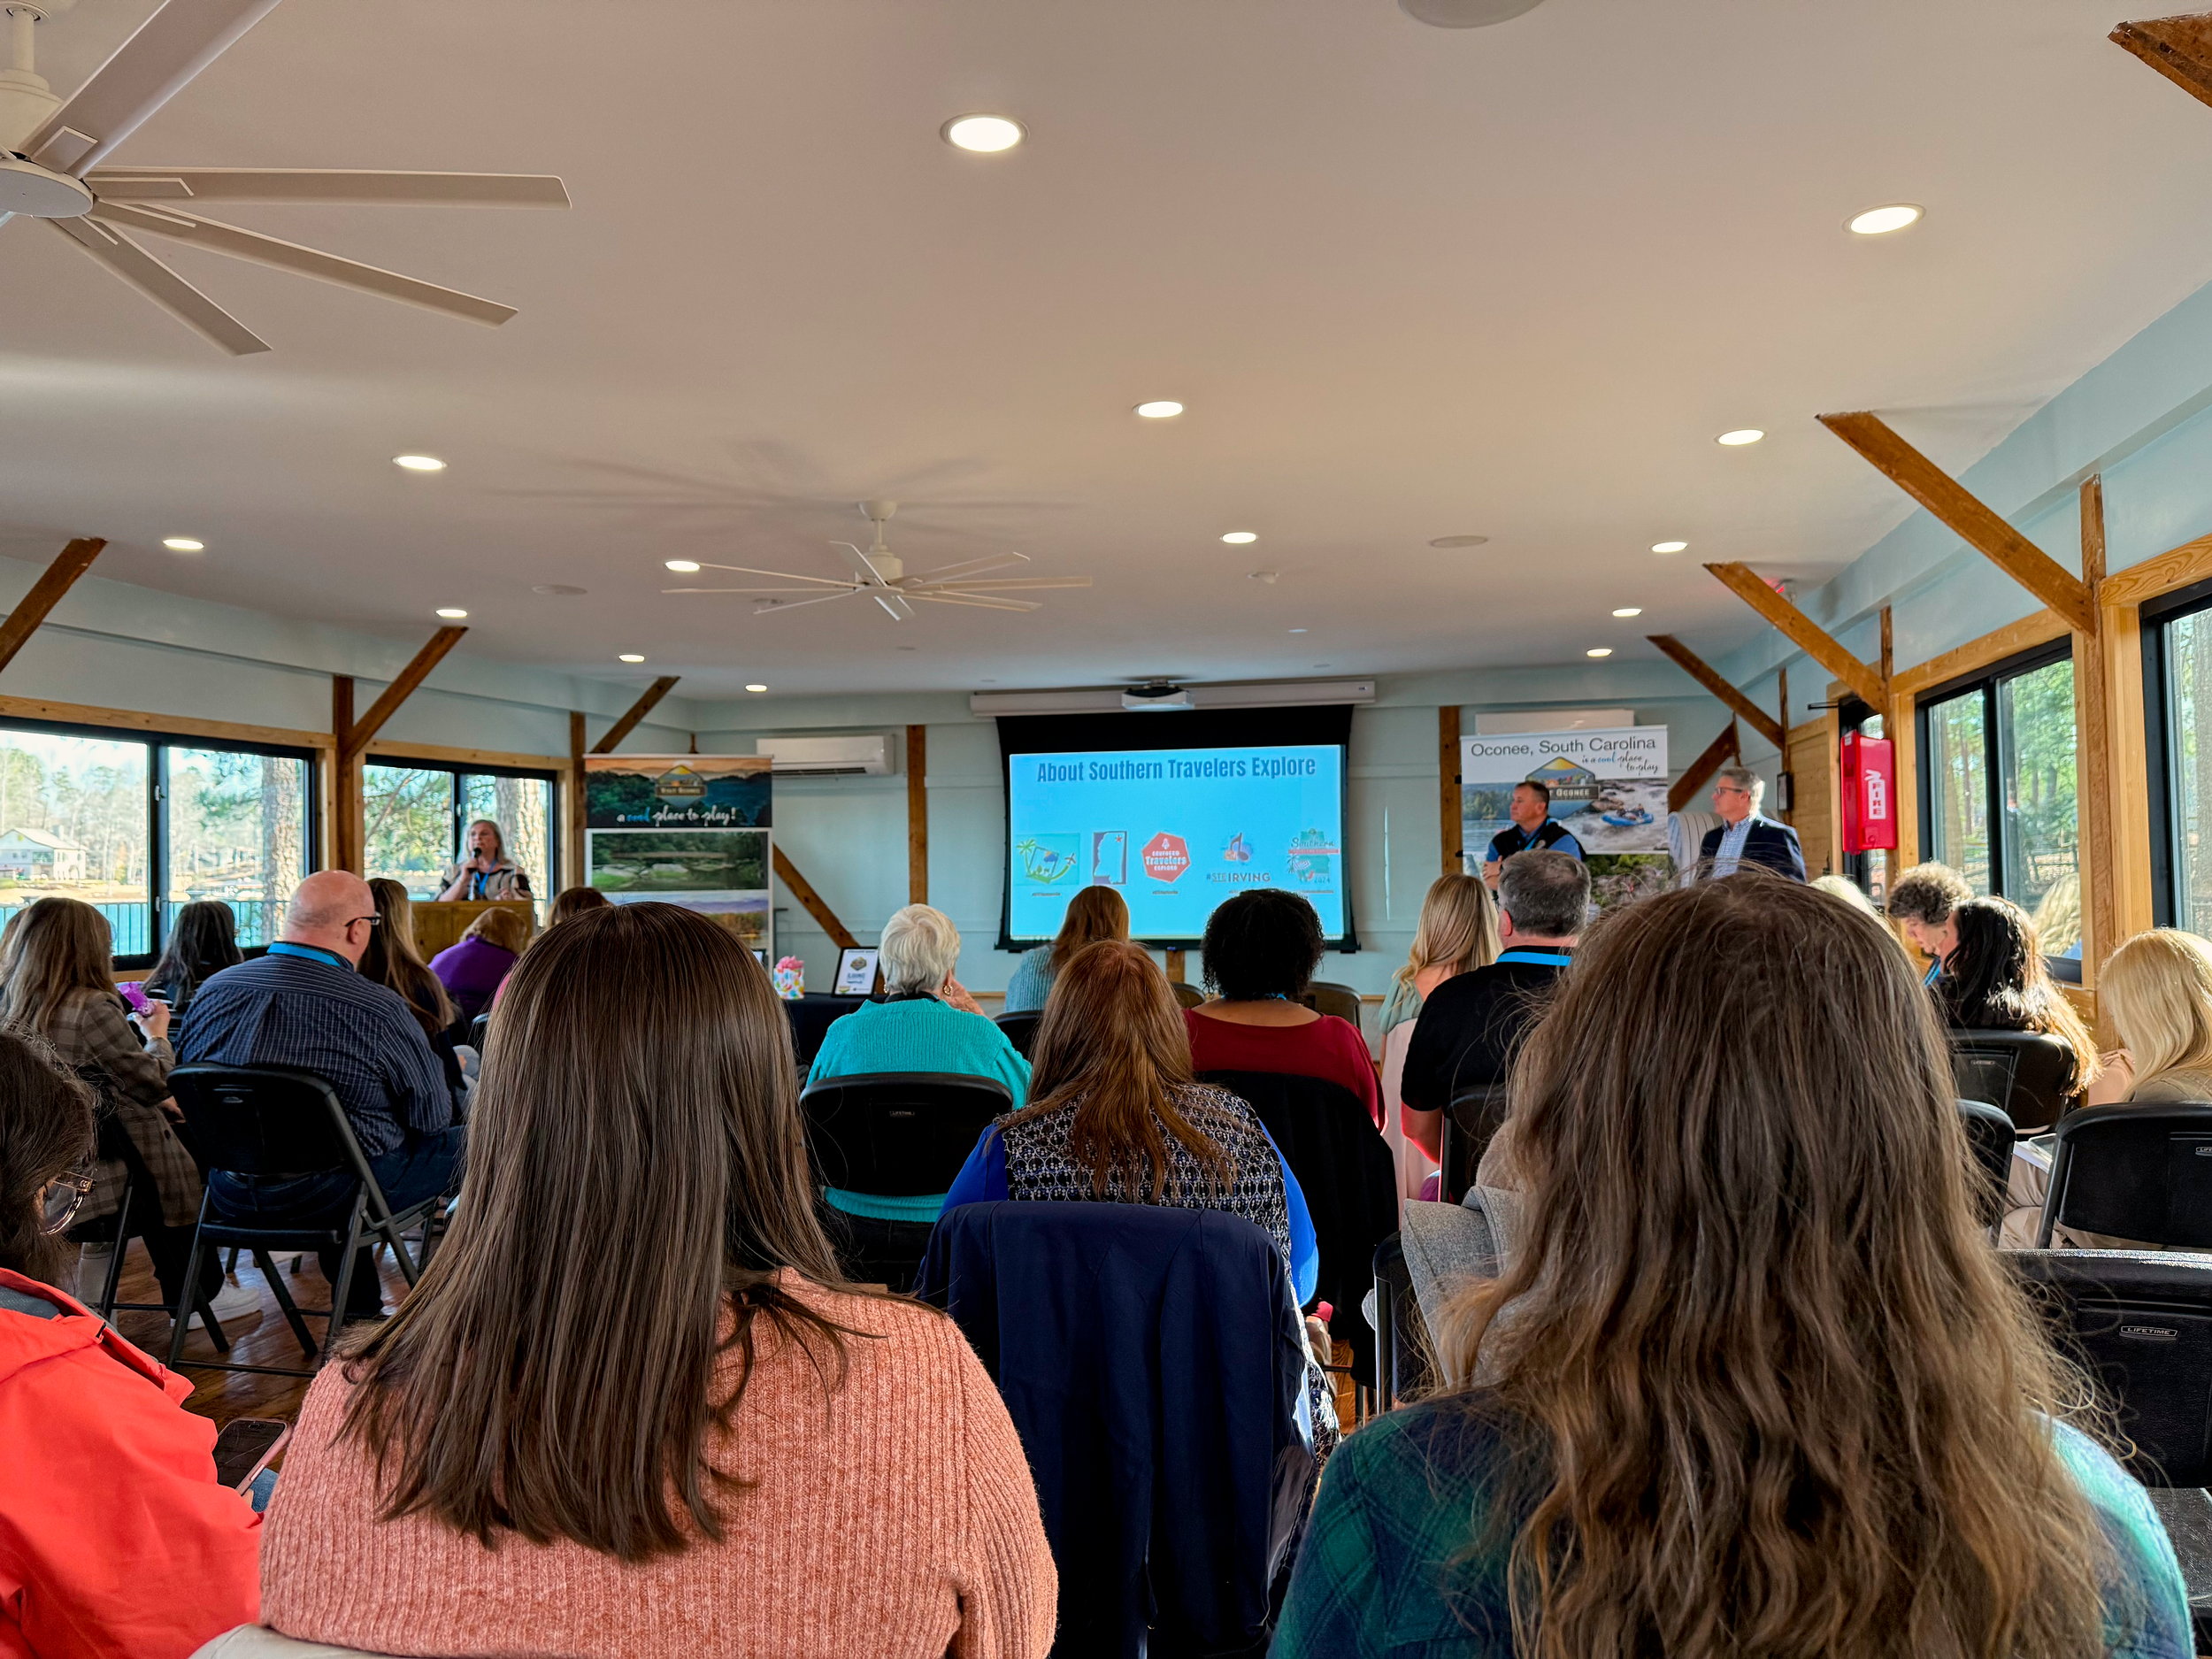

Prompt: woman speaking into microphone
[438,818,534,902]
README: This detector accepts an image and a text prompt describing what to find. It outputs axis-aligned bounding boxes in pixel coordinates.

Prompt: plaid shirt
[1275,1398,2193,1657]
[43,988,199,1227]
[176,947,455,1158]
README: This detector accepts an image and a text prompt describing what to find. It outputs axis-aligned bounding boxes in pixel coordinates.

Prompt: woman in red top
[1184,889,1381,1126]
[0,1028,260,1659]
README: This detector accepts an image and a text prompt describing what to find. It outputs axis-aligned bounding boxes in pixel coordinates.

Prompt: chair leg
[257,1248,318,1361]
[95,1179,134,1319]
[165,1213,211,1370]
[223,1247,239,1275]
[320,1201,370,1368]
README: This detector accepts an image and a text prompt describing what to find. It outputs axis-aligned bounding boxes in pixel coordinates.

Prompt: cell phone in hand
[117,981,150,1015]
[213,1417,288,1491]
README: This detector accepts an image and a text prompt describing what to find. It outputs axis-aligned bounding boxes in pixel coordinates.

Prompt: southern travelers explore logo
[1141,833,1189,882]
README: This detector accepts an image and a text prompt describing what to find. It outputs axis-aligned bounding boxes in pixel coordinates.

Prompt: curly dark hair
[1200,888,1324,1002]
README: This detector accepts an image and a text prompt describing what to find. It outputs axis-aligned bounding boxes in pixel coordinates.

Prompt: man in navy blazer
[1696,765,1807,881]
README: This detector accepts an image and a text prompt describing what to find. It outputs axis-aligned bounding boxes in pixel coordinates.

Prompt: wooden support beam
[1818,411,2095,634]
[1165,947,1187,985]
[0,538,104,677]
[772,844,856,950]
[332,674,363,873]
[1705,562,1890,710]
[2112,12,2212,111]
[1647,634,1786,749]
[1670,720,1741,814]
[906,724,929,904]
[1777,665,1793,826]
[340,627,469,762]
[567,710,588,891]
[2077,476,2118,980]
[1439,705,1462,876]
[589,675,680,755]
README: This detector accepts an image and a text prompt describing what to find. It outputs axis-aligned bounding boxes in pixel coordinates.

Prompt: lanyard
[267,941,349,971]
[1497,949,1573,968]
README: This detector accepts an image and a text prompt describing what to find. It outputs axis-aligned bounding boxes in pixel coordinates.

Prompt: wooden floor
[111,1239,414,1430]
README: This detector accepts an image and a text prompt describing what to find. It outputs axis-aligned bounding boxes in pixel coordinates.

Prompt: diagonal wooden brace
[1704,563,1889,710]
[0,538,105,677]
[1647,634,1786,749]
[2112,12,2212,110]
[591,675,680,754]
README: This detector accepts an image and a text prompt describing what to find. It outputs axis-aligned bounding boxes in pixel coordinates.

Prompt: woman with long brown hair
[1004,884,1132,1013]
[1276,876,2187,1658]
[359,877,465,1093]
[258,902,1054,1657]
[1937,894,2099,1094]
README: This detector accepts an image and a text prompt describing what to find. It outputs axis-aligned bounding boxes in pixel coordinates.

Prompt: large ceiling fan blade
[874,592,915,622]
[90,201,517,325]
[692,562,856,588]
[87,169,572,207]
[832,539,895,585]
[47,215,268,354]
[662,585,856,595]
[913,576,1093,592]
[910,591,1041,612]
[755,590,860,614]
[24,0,287,175]
[911,551,1032,582]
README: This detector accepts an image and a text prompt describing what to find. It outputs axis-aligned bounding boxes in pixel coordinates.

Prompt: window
[1916,644,2080,956]
[2144,581,2212,934]
[365,759,556,903]
[0,721,314,965]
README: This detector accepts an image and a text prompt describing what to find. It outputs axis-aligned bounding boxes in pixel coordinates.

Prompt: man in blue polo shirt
[178,870,463,1321]
[1481,780,1584,888]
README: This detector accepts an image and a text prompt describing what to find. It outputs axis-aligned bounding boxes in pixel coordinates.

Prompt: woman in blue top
[1004,884,1130,1015]
[1278,875,2190,1659]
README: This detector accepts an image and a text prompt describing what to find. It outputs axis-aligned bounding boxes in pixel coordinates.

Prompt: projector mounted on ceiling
[1121,682,1194,713]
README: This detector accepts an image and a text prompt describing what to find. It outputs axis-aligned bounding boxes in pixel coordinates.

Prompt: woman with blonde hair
[1378,874,1499,1199]
[1277,877,2189,1658]
[1004,885,1131,1014]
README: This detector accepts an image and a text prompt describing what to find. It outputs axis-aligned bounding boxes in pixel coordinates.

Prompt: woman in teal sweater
[809,904,1029,1243]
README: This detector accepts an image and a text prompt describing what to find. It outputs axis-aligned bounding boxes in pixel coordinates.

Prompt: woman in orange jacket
[0,1028,260,1659]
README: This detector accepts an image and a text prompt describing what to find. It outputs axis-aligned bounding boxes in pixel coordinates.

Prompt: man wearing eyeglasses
[174,871,463,1324]
[1696,766,1807,882]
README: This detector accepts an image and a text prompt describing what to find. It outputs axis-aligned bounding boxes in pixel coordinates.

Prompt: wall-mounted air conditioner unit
[754,735,895,777]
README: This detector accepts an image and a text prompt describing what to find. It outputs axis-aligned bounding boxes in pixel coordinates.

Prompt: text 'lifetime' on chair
[163,1065,442,1378]
[1949,1029,2079,1133]
[2035,1102,2212,1251]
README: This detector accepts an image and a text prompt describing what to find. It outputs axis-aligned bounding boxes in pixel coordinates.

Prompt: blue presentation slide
[1007,744,1347,941]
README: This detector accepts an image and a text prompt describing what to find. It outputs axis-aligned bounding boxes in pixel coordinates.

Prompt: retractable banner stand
[1462,726,1673,909]
[583,756,773,953]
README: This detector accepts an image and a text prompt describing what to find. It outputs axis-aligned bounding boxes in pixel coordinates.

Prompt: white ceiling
[5,0,2212,698]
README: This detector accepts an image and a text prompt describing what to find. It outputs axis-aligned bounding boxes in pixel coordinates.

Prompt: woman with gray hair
[807,904,1031,1286]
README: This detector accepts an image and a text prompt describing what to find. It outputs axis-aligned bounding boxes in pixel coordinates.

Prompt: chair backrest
[2008,1250,2212,1487]
[1168,979,1205,1010]
[798,1071,1013,1196]
[993,1008,1043,1058]
[2045,1102,2212,1249]
[1955,1096,2016,1229]
[168,1065,365,1184]
[1197,1067,1398,1376]
[466,1012,489,1050]
[1302,979,1363,1030]
[1371,1233,1428,1406]
[1438,1083,1512,1206]
[1948,1029,2078,1132]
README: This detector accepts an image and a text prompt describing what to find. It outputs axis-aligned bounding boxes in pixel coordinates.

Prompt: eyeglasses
[40,1171,94,1235]
[345,915,382,930]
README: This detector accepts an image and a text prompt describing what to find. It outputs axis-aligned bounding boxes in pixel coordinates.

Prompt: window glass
[0,728,151,955]
[2166,609,2212,935]
[167,749,311,948]
[1996,658,2080,956]
[462,774,550,895]
[365,765,457,899]
[1924,689,1991,895]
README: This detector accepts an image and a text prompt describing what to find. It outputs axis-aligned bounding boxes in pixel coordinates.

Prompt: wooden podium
[411,900,535,958]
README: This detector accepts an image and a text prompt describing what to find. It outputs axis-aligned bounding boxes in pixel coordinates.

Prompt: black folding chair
[467,1012,489,1051]
[1302,980,1364,1028]
[2010,1250,2212,1647]
[1371,1233,1430,1408]
[798,1072,1013,1290]
[1437,1083,1511,1207]
[164,1064,444,1376]
[1948,1030,2079,1133]
[83,1110,230,1353]
[1955,1096,2016,1231]
[993,1009,1043,1059]
[2036,1102,2212,1250]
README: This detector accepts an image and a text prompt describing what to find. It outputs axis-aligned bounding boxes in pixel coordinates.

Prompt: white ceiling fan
[663,500,1093,624]
[0,0,569,354]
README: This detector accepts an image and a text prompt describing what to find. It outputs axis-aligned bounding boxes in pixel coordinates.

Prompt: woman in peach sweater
[257,902,1056,1659]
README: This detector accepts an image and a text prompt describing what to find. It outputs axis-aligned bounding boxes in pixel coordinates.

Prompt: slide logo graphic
[1015,835,1079,884]
[1222,832,1253,863]
[1091,831,1128,884]
[1285,828,1338,884]
[1141,833,1190,882]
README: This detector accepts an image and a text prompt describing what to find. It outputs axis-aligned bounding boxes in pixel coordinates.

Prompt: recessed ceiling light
[897,645,918,651]
[1586,647,1613,657]
[1847,203,1923,236]
[161,537,204,552]
[393,454,446,472]
[618,653,646,663]
[664,559,702,573]
[1248,570,1279,584]
[1429,534,1490,549]
[435,607,469,619]
[1134,400,1184,419]
[942,114,1024,153]
[1221,531,1257,544]
[745,683,768,693]
[1717,429,1765,447]
[533,583,588,595]
[1651,540,1689,554]
[1612,607,1642,618]
[1288,627,1309,634]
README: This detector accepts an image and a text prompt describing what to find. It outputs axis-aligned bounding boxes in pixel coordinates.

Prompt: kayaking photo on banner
[1461,726,1671,909]
[583,755,773,951]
